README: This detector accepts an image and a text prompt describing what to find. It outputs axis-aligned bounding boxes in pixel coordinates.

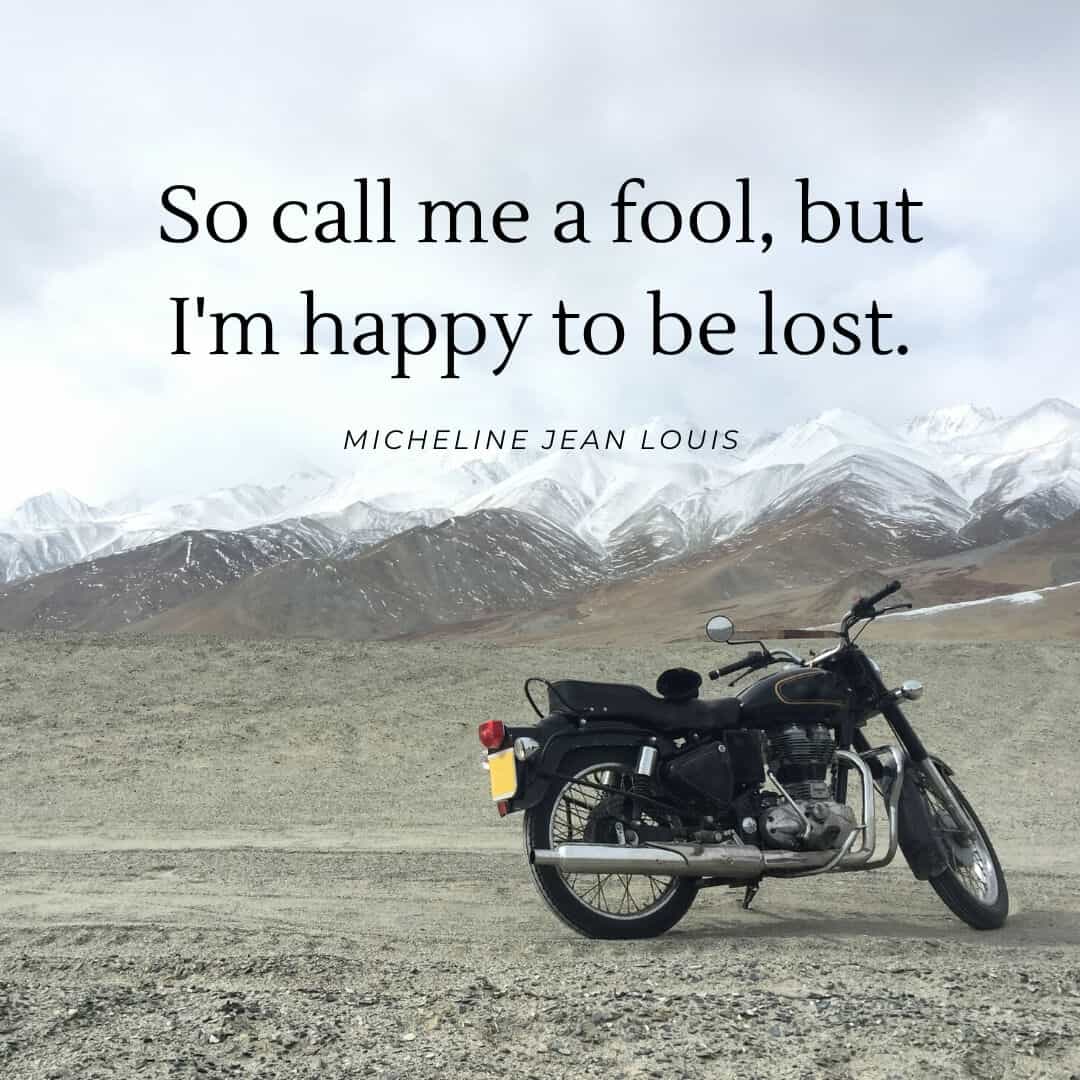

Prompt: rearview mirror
[900,680,924,701]
[705,614,735,643]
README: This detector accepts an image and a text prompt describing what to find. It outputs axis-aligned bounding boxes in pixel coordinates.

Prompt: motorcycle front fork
[854,709,977,844]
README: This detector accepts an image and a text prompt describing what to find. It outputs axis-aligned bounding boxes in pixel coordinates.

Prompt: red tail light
[478,720,507,750]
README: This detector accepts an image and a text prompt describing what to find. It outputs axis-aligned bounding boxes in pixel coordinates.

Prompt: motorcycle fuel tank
[737,667,852,727]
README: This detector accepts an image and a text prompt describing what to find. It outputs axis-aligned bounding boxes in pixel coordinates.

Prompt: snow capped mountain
[904,404,997,443]
[909,400,1080,508]
[455,452,612,535]
[4,490,105,532]
[992,398,1080,453]
[368,460,509,512]
[742,409,921,471]
[456,449,734,548]
[269,468,338,509]
[761,447,970,534]
[299,458,510,517]
[4,398,1080,589]
[959,432,1080,543]
[690,465,808,539]
[319,502,449,558]
[967,431,1080,508]
[0,522,123,583]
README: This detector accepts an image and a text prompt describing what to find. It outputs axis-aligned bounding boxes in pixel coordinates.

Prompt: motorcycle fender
[897,771,949,880]
[506,721,674,813]
[929,754,954,776]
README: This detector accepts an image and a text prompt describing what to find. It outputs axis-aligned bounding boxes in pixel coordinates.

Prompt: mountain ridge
[3,399,1080,641]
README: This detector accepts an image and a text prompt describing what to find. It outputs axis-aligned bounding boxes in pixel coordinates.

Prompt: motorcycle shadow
[669,905,1080,947]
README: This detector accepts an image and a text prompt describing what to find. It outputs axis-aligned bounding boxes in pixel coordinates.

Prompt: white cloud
[852,247,992,327]
[1,3,1078,507]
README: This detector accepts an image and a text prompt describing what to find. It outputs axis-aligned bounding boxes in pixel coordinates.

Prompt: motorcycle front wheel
[524,747,698,939]
[918,768,1009,930]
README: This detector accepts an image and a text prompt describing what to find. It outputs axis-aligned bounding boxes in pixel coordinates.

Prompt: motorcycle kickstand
[742,882,761,910]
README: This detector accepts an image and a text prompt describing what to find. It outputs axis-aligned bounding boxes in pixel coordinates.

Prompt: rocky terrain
[439,511,1080,646]
[0,509,603,637]
[133,509,607,639]
[0,521,340,631]
[1,633,1078,1078]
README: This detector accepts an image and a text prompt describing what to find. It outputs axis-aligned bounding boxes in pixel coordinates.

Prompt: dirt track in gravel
[1,633,1078,1079]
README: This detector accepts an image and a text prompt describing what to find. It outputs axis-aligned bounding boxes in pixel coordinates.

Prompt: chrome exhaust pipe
[531,841,843,879]
[532,747,894,880]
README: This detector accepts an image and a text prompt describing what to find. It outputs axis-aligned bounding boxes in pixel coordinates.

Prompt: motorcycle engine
[759,722,856,851]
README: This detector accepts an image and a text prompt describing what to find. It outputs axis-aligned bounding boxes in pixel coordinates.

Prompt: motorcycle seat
[547,679,741,733]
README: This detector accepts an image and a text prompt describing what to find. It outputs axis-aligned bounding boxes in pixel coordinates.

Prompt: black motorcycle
[478,580,1008,938]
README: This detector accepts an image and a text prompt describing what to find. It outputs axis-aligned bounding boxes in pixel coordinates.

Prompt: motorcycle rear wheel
[524,747,698,939]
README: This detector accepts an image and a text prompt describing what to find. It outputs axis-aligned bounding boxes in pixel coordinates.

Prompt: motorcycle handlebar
[708,652,764,680]
[854,579,901,613]
[707,579,904,679]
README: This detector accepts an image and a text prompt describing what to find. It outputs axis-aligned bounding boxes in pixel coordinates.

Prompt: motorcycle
[477,579,1008,938]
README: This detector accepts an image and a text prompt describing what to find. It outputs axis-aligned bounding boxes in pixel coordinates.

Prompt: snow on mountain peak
[270,469,337,510]
[8,490,103,531]
[905,399,1080,454]
[904,404,997,443]
[741,408,908,470]
[1030,397,1080,416]
[991,398,1080,454]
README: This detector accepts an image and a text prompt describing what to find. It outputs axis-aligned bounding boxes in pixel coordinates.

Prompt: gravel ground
[1,633,1078,1079]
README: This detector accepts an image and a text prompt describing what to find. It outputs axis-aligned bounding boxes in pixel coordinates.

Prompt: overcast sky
[2,3,1078,508]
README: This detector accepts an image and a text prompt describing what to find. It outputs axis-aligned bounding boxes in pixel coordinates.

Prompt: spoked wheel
[917,767,1009,930]
[524,748,698,938]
